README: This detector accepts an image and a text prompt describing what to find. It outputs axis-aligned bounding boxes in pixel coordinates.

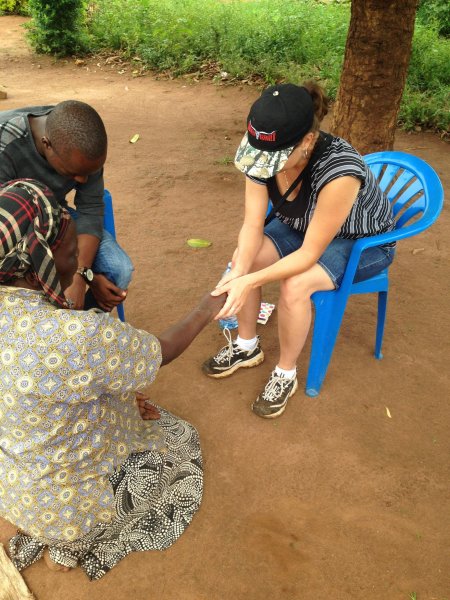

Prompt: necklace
[283,169,301,196]
[283,170,290,193]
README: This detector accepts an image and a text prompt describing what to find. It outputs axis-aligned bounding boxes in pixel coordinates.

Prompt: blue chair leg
[306,291,349,397]
[103,189,126,322]
[374,291,388,359]
[116,303,125,323]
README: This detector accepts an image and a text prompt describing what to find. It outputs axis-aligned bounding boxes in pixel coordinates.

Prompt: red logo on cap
[248,121,276,143]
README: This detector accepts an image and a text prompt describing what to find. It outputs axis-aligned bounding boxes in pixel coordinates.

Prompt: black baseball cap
[234,83,314,178]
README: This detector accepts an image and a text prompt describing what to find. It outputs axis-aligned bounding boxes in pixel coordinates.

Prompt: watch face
[78,267,94,282]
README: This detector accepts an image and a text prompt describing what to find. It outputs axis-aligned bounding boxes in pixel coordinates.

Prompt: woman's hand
[211,274,254,321]
[215,262,245,289]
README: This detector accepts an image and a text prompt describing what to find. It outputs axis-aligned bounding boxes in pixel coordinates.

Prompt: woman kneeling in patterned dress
[0,179,225,580]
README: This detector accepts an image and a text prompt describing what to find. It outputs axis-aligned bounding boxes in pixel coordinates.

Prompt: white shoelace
[213,327,236,365]
[262,372,295,403]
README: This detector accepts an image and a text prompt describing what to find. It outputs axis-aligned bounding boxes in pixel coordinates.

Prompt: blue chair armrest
[338,208,442,295]
[337,232,392,294]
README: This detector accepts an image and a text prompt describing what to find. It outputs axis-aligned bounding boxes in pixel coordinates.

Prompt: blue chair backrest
[102,189,125,322]
[364,151,444,241]
[103,189,117,238]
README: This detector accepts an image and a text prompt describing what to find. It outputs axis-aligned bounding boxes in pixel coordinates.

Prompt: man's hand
[64,275,87,310]
[136,391,161,420]
[90,273,127,312]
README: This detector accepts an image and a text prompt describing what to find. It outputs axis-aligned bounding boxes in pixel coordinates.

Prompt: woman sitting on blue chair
[202,81,395,419]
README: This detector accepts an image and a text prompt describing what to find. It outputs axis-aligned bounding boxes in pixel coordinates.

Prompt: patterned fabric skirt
[8,408,203,581]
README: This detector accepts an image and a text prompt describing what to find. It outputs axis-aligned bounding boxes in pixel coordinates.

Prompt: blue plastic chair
[103,189,125,322]
[305,151,444,396]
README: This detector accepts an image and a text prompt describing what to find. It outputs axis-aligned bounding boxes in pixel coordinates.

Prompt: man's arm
[72,168,105,237]
[70,171,127,310]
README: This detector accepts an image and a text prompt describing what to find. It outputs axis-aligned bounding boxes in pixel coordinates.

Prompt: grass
[41,0,450,133]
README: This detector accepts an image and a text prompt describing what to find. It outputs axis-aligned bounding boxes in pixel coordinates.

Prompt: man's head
[42,100,107,183]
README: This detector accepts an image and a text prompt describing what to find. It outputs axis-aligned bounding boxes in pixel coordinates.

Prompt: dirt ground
[0,16,449,600]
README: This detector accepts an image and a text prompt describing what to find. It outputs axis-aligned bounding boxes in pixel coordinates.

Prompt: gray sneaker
[202,328,264,378]
[252,370,298,418]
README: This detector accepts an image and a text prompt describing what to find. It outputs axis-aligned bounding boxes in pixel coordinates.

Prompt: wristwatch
[76,267,94,283]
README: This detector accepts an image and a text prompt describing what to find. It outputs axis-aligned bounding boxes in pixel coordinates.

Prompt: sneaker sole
[203,350,265,379]
[252,378,299,419]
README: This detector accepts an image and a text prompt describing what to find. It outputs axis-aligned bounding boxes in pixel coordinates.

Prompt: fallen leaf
[187,238,212,248]
[129,134,140,144]
[385,406,392,418]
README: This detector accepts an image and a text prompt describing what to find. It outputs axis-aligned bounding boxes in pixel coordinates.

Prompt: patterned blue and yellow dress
[0,287,203,580]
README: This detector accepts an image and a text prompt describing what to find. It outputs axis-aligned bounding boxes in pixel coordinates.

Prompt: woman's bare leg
[277,264,334,370]
[237,237,280,339]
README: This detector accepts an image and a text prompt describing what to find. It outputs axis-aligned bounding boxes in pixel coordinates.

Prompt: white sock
[236,335,258,352]
[275,365,297,379]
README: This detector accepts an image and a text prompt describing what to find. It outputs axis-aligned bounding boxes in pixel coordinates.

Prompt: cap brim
[234,133,294,179]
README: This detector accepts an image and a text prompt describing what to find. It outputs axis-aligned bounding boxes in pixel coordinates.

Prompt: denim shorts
[264,218,395,289]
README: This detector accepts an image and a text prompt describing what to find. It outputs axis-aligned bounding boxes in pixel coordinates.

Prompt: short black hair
[46,100,107,161]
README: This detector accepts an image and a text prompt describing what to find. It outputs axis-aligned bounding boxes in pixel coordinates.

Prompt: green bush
[417,0,449,37]
[24,0,447,133]
[401,22,450,130]
[88,0,348,92]
[0,0,28,15]
[27,0,91,55]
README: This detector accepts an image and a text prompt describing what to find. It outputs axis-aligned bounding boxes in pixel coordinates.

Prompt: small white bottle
[218,262,238,330]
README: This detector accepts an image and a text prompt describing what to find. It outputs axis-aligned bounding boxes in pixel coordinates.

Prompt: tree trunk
[331,0,418,154]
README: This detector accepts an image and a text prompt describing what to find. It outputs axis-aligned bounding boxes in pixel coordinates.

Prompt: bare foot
[136,391,161,420]
[43,549,71,572]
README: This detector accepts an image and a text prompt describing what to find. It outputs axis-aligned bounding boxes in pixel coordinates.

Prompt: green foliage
[27,0,91,55]
[417,0,449,37]
[0,0,28,15]
[88,0,348,91]
[400,22,450,130]
[4,0,447,132]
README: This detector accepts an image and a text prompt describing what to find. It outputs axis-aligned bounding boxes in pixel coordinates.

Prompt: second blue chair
[306,151,444,396]
[103,189,125,322]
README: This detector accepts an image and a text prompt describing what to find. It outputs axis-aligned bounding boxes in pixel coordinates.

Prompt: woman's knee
[280,275,312,306]
[280,266,334,304]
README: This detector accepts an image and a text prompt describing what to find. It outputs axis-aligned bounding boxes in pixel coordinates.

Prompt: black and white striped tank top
[250,133,395,243]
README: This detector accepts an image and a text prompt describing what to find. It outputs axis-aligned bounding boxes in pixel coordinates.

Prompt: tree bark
[331,0,418,154]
